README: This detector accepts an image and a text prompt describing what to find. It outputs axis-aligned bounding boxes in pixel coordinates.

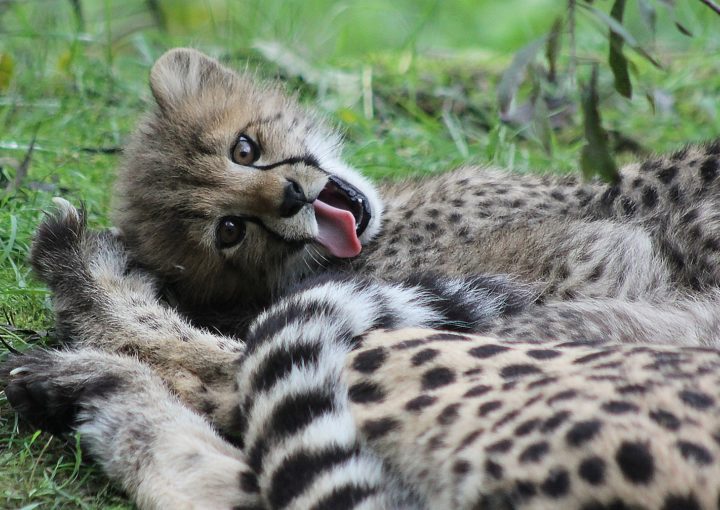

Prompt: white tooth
[9,367,30,376]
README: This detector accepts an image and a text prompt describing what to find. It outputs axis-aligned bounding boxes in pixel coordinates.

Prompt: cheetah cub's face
[113,48,382,305]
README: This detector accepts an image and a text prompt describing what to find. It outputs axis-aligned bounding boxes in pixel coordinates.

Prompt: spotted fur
[111,48,720,347]
[7,47,720,510]
[6,205,720,509]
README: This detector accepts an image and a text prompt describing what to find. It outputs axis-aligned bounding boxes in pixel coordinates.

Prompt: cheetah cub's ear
[150,48,233,113]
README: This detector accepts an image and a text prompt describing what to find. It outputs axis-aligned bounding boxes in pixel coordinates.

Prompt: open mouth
[313,176,372,258]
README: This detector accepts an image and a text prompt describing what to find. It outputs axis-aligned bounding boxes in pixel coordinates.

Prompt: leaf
[674,21,693,37]
[497,37,546,115]
[580,66,620,183]
[637,0,656,35]
[0,52,14,91]
[579,3,661,69]
[545,17,563,83]
[608,0,631,98]
[531,86,553,155]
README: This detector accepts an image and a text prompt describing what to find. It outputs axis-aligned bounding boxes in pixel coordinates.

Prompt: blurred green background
[1,1,719,508]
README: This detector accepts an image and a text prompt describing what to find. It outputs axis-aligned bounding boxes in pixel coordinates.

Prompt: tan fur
[114,49,720,346]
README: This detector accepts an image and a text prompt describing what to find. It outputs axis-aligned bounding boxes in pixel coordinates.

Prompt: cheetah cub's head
[113,48,382,306]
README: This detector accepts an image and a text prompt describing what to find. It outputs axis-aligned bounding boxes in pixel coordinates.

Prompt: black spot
[578,456,605,485]
[426,208,440,218]
[500,364,543,379]
[484,459,503,480]
[668,184,682,204]
[514,480,537,500]
[599,185,621,211]
[641,159,662,172]
[616,384,648,395]
[424,222,438,232]
[700,157,719,183]
[502,381,518,391]
[657,165,678,184]
[679,389,714,409]
[493,409,520,430]
[468,344,510,359]
[649,409,681,430]
[422,367,456,390]
[526,349,561,360]
[478,400,503,417]
[602,401,639,414]
[541,410,571,433]
[456,430,482,451]
[566,420,602,447]
[411,348,439,366]
[464,384,492,398]
[514,418,539,436]
[550,190,565,202]
[527,376,559,389]
[453,460,471,475]
[620,197,636,216]
[485,439,513,454]
[405,394,437,412]
[616,441,654,484]
[362,417,400,440]
[437,403,461,426]
[519,441,550,463]
[547,389,577,405]
[574,350,613,364]
[351,347,387,374]
[540,468,570,498]
[426,433,445,451]
[448,212,463,223]
[642,186,658,209]
[661,493,701,510]
[677,440,714,465]
[348,381,385,404]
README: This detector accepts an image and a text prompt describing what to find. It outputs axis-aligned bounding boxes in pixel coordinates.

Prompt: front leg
[2,348,258,510]
[30,199,245,432]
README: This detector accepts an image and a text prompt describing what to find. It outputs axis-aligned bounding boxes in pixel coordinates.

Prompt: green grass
[1,0,719,508]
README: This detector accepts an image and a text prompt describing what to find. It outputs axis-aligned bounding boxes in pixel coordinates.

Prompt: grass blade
[608,0,632,98]
[497,37,546,115]
[580,66,619,183]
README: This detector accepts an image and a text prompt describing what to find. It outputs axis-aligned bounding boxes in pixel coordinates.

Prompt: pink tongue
[313,200,362,258]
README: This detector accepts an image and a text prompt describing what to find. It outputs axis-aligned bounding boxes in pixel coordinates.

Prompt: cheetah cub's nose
[280,179,308,218]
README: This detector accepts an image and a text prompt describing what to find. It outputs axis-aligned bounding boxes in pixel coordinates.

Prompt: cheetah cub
[113,48,720,345]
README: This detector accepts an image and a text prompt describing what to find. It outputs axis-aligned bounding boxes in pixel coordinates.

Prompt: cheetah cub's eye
[231,135,259,165]
[216,217,246,248]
